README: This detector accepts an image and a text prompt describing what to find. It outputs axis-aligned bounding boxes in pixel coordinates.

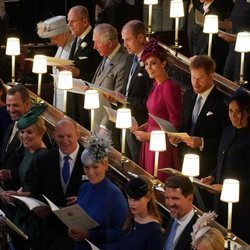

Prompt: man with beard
[163,175,198,250]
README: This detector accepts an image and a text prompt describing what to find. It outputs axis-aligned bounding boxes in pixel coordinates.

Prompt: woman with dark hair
[117,175,163,250]
[202,87,250,243]
[132,38,182,181]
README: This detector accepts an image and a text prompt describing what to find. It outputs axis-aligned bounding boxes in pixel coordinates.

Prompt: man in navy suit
[164,175,198,250]
[169,56,229,210]
[169,56,229,179]
[63,5,101,129]
[30,118,84,250]
[0,85,30,190]
[121,20,152,163]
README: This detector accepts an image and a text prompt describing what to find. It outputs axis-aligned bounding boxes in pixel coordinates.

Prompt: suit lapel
[175,214,197,249]
[68,37,77,60]
[94,48,122,86]
[194,88,215,130]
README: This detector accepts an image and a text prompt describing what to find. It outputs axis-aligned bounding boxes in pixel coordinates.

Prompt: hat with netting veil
[81,132,112,166]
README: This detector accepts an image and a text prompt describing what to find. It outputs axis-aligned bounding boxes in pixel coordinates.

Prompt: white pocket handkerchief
[206,111,214,116]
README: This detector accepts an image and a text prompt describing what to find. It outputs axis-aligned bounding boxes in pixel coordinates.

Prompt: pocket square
[206,111,214,116]
[137,72,143,77]
[78,56,88,60]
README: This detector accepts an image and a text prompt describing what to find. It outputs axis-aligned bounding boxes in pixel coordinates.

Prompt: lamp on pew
[116,108,132,167]
[149,130,166,178]
[203,15,218,57]
[235,32,250,85]
[32,55,47,97]
[170,0,184,51]
[57,71,73,114]
[84,89,100,133]
[220,179,240,249]
[144,0,158,34]
[5,37,20,85]
[181,153,199,182]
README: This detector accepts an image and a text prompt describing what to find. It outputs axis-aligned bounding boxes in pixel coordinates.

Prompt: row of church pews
[2,44,249,248]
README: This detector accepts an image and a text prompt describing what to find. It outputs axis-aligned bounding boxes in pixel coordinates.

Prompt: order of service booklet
[148,113,190,141]
[12,195,99,231]
[43,195,99,232]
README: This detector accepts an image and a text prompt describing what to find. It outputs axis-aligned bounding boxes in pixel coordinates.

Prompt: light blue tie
[62,155,70,185]
[126,56,138,96]
[192,95,202,123]
[165,220,179,250]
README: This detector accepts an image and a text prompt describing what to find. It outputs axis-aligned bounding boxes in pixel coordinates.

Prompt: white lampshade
[6,37,20,56]
[203,15,218,34]
[116,108,132,129]
[144,0,158,5]
[182,154,200,177]
[32,55,47,74]
[235,32,250,53]
[170,0,184,18]
[57,71,73,90]
[84,89,100,109]
[220,179,240,203]
[149,130,166,152]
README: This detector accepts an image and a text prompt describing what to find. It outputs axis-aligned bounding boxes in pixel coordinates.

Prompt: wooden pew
[2,44,249,248]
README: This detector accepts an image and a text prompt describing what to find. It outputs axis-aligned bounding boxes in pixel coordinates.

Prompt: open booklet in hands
[11,195,99,231]
[12,195,100,249]
[149,113,190,141]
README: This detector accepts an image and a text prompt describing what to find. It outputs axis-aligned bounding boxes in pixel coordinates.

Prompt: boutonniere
[138,72,143,77]
[80,41,87,49]
[139,61,144,67]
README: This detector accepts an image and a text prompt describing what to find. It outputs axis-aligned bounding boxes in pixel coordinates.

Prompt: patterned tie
[62,155,70,185]
[126,56,138,96]
[192,95,202,123]
[165,220,179,250]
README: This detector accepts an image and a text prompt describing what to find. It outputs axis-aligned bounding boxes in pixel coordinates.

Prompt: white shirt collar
[199,84,214,101]
[79,25,92,40]
[203,0,214,14]
[59,143,79,161]
[108,44,121,60]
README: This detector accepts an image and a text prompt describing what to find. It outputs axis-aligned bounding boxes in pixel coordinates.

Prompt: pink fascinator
[141,37,168,62]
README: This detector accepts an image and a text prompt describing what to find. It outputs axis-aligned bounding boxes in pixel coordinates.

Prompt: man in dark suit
[63,5,101,129]
[170,56,228,179]
[164,175,198,250]
[0,85,30,191]
[121,20,152,163]
[91,23,128,150]
[30,118,84,250]
[169,56,229,210]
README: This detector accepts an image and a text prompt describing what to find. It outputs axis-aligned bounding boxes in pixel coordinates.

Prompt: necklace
[133,221,137,231]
